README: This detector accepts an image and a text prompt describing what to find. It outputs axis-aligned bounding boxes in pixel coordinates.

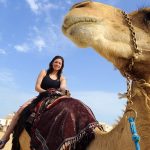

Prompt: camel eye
[144,12,150,25]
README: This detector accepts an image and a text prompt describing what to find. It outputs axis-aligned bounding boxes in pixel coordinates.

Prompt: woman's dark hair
[47,55,64,79]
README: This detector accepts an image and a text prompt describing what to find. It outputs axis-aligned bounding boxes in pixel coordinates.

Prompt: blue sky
[0,0,149,124]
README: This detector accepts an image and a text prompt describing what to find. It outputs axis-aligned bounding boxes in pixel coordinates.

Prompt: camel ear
[129,8,150,31]
[144,11,150,27]
[70,0,91,10]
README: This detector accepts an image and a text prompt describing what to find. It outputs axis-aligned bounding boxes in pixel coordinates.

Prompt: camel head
[62,1,150,81]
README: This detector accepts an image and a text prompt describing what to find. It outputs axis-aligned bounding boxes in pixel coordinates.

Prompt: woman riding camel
[0,55,67,149]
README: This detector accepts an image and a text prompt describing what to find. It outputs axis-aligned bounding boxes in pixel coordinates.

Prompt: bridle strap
[121,11,143,113]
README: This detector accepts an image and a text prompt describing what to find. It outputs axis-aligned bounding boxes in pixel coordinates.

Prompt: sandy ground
[0,132,12,150]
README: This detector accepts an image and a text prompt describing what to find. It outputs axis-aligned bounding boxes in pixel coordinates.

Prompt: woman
[0,55,67,149]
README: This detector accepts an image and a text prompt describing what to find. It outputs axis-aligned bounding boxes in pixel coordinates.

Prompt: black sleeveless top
[41,74,60,90]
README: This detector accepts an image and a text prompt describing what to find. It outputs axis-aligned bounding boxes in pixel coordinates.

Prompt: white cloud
[0,71,13,82]
[25,0,39,14]
[14,43,29,52]
[25,0,59,14]
[32,26,40,33]
[13,16,73,54]
[14,27,47,53]
[33,36,46,52]
[0,49,6,54]
[0,70,16,88]
[40,3,58,11]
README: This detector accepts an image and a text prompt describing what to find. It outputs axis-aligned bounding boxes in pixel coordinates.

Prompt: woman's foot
[0,139,8,149]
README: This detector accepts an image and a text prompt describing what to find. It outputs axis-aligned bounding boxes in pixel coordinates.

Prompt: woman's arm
[35,70,47,93]
[60,76,67,91]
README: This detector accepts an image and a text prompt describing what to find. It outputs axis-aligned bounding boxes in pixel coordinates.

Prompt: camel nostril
[70,0,92,10]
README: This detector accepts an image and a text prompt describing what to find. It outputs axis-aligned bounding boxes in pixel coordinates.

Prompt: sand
[0,132,12,150]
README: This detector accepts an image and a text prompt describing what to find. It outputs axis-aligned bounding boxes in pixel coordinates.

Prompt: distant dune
[0,132,12,150]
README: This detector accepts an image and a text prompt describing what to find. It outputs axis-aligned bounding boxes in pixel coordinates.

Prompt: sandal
[0,139,7,149]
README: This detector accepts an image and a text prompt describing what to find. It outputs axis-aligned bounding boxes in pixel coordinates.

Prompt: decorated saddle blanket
[12,89,103,150]
[30,97,102,150]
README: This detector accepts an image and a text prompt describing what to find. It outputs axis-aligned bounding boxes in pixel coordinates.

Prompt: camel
[62,1,150,150]
[18,1,150,150]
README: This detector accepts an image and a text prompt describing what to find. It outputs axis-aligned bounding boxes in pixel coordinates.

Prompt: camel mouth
[62,17,99,33]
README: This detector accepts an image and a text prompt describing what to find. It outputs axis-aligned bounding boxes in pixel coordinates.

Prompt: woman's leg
[0,97,35,149]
